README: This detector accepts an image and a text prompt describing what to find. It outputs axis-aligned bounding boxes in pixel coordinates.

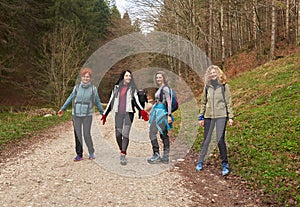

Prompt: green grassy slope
[0,110,72,147]
[226,54,300,206]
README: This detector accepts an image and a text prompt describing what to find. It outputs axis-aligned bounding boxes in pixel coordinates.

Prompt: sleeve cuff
[198,115,204,120]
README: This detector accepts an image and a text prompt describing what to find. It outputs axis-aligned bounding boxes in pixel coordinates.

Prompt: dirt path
[0,114,264,207]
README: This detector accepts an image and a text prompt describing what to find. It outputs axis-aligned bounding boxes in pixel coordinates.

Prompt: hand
[199,120,204,127]
[101,114,107,125]
[228,118,233,127]
[140,110,149,121]
[167,116,172,124]
[58,110,63,117]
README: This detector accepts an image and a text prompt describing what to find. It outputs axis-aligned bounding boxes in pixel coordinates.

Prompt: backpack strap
[72,84,79,115]
[91,85,95,106]
[86,85,95,116]
[221,84,228,116]
[74,84,79,102]
[159,85,170,102]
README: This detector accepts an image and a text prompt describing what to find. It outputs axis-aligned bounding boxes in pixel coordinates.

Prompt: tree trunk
[220,1,225,63]
[208,0,213,60]
[227,0,233,56]
[297,2,300,45]
[270,0,276,60]
[286,0,290,43]
[253,0,257,49]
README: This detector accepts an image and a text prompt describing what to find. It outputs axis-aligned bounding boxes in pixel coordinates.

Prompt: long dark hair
[115,70,138,92]
[115,70,137,89]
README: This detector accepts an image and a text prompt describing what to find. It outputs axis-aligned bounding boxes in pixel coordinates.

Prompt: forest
[0,1,299,206]
[1,0,300,107]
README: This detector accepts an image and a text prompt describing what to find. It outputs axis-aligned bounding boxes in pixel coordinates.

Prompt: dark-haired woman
[101,70,149,165]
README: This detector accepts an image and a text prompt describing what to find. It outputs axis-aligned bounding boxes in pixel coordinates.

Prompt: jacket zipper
[212,87,215,118]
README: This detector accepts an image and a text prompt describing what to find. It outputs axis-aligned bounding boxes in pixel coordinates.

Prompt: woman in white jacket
[101,70,149,165]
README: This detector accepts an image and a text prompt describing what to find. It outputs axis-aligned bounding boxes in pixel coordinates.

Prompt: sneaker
[147,152,161,164]
[73,155,83,162]
[120,154,127,165]
[196,162,203,171]
[88,153,95,160]
[222,163,230,176]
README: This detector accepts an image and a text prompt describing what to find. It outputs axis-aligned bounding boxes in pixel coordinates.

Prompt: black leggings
[115,112,134,154]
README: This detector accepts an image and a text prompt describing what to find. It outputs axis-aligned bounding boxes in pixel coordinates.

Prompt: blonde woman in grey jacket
[196,65,234,176]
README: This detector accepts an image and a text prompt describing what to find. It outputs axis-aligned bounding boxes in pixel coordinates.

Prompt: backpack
[160,86,179,112]
[137,90,148,103]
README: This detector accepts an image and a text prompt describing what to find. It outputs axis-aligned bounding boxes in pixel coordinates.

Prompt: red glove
[57,110,63,117]
[140,110,149,121]
[101,114,107,125]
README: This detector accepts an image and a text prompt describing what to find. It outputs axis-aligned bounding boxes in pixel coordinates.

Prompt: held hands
[199,120,204,127]
[167,116,172,124]
[101,114,107,125]
[140,110,149,121]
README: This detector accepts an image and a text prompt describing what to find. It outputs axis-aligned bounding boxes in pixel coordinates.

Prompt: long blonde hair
[204,65,227,85]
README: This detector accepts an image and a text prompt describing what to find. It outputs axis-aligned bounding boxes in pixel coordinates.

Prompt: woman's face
[155,73,164,86]
[123,71,132,85]
[210,68,218,80]
[81,72,91,84]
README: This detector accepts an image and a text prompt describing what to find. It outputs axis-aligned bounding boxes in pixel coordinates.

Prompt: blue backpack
[160,86,179,112]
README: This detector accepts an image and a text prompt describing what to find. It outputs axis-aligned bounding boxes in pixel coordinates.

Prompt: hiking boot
[222,163,230,176]
[161,152,169,164]
[196,162,203,171]
[73,155,83,162]
[147,152,161,164]
[120,154,127,165]
[88,153,95,160]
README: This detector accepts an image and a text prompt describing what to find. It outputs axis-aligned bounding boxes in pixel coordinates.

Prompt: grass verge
[0,109,72,149]
[193,54,299,206]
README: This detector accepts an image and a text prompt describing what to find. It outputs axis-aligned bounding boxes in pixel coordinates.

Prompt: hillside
[189,53,300,206]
